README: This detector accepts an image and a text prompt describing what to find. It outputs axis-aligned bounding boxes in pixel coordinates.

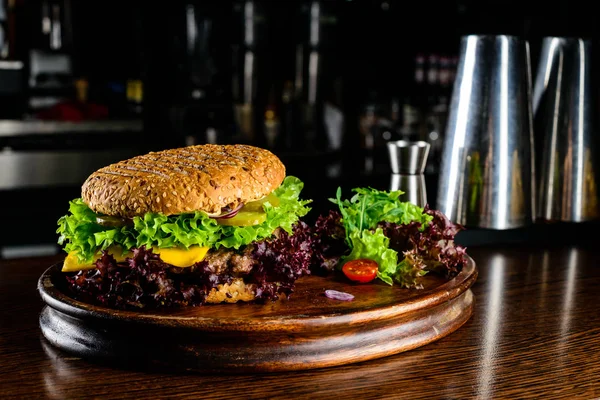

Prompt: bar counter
[1,243,598,399]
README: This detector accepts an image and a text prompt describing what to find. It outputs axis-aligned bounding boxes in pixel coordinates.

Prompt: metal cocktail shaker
[533,37,599,222]
[436,35,536,229]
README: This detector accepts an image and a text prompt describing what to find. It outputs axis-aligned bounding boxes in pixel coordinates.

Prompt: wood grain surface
[1,244,599,399]
[37,257,476,372]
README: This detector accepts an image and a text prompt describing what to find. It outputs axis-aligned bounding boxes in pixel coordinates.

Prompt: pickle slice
[241,193,280,212]
[96,215,133,227]
[216,211,267,226]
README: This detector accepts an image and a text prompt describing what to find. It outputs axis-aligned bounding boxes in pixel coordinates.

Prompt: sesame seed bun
[81,144,286,218]
[205,278,257,303]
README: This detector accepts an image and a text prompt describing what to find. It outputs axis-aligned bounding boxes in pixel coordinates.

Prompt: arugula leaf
[57,176,311,263]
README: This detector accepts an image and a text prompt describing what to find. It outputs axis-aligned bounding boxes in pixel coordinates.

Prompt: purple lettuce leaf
[309,210,348,275]
[378,205,467,283]
[249,221,314,301]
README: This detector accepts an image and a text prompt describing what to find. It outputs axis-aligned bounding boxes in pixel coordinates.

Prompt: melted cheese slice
[62,246,209,272]
[152,246,209,268]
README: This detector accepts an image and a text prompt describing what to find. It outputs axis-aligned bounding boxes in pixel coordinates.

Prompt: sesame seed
[166,203,171,207]
[163,192,167,198]
[156,197,161,203]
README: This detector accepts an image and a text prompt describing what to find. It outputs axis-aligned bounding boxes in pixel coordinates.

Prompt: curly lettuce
[57,176,311,263]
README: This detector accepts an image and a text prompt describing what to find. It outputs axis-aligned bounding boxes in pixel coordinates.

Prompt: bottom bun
[205,278,257,304]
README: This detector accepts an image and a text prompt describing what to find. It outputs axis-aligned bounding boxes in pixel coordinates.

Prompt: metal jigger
[387,140,430,207]
[436,35,536,229]
[533,37,599,222]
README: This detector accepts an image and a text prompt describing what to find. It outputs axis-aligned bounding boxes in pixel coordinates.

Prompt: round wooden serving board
[38,256,477,373]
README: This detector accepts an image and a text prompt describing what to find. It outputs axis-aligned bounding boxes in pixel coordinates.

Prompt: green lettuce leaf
[341,229,399,285]
[57,176,311,263]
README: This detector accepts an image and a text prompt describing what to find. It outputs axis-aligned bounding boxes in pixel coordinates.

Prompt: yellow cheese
[152,246,209,268]
[61,246,209,272]
[61,246,130,272]
[62,251,94,272]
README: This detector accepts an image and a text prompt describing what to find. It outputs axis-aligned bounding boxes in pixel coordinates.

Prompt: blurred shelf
[0,61,24,70]
[0,119,143,137]
[0,119,145,151]
[0,148,144,190]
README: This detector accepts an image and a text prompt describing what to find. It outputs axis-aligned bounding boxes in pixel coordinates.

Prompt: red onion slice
[210,203,244,219]
[324,290,354,301]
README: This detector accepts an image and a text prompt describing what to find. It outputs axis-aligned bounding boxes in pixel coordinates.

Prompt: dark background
[0,0,598,252]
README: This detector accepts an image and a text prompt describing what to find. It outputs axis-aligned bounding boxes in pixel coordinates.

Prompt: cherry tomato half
[342,259,379,283]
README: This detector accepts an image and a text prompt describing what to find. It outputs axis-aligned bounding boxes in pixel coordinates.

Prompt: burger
[56,144,314,309]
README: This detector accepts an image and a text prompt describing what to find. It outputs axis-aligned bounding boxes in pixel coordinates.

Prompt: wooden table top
[1,244,599,399]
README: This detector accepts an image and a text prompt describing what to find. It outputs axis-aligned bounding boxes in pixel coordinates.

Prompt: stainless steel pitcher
[436,35,536,229]
[533,37,599,222]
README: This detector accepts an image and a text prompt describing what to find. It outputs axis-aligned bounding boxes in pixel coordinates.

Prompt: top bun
[81,144,286,218]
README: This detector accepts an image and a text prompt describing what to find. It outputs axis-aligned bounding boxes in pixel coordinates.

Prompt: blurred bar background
[0,0,598,255]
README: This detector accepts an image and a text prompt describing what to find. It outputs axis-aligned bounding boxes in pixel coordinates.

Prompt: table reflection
[561,248,578,337]
[539,250,550,309]
[476,253,506,399]
[40,335,85,400]
[558,248,579,374]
